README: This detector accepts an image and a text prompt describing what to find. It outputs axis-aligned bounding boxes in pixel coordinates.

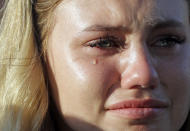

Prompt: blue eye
[151,35,185,48]
[89,39,117,48]
[87,36,122,49]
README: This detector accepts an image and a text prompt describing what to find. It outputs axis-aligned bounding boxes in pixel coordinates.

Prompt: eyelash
[150,35,185,48]
[86,35,185,51]
[87,36,124,50]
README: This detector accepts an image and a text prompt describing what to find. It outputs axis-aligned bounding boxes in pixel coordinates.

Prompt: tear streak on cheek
[66,56,101,81]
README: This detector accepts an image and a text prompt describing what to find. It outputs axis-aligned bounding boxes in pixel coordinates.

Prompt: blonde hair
[0,0,190,131]
[0,0,61,130]
[0,0,5,20]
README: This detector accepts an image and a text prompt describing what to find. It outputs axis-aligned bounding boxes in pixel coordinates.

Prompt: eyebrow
[82,25,132,33]
[82,19,185,33]
[151,19,185,30]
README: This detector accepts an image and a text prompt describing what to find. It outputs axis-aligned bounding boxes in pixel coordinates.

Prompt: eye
[150,35,185,48]
[87,36,123,49]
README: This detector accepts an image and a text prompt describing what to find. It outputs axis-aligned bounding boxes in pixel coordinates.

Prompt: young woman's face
[47,0,190,130]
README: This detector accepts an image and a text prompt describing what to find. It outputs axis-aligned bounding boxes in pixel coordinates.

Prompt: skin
[47,0,190,130]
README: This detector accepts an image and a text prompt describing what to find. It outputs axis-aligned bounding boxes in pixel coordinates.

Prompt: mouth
[106,99,169,119]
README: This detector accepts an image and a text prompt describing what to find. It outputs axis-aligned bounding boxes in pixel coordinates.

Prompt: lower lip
[108,108,165,119]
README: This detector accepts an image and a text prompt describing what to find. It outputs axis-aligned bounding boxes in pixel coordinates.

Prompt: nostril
[121,68,160,90]
[141,84,157,89]
[120,46,160,90]
[130,84,156,89]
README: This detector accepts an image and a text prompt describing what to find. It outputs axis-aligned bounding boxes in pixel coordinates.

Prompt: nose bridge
[134,45,155,78]
[121,43,159,89]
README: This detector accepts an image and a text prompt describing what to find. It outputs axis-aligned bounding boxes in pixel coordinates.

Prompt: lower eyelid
[83,45,120,56]
[150,36,185,45]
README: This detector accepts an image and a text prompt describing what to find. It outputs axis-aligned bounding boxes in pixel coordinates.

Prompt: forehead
[56,0,188,31]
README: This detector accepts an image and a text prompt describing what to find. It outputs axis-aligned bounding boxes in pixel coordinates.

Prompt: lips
[106,99,169,119]
[107,99,168,109]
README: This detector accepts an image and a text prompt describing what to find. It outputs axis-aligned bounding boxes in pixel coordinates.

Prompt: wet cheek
[69,57,116,91]
[53,54,117,98]
[52,56,119,118]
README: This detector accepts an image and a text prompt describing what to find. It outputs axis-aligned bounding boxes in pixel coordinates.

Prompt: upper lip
[106,99,169,110]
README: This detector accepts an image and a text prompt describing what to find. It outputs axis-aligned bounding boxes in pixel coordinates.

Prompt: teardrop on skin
[92,59,98,65]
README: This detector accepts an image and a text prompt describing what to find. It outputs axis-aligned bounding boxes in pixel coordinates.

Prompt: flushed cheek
[52,54,119,119]
[64,56,118,97]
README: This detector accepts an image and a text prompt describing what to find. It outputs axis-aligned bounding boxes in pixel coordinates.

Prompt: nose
[120,45,159,90]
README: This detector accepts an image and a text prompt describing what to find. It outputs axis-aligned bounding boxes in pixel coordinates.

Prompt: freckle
[92,59,98,65]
